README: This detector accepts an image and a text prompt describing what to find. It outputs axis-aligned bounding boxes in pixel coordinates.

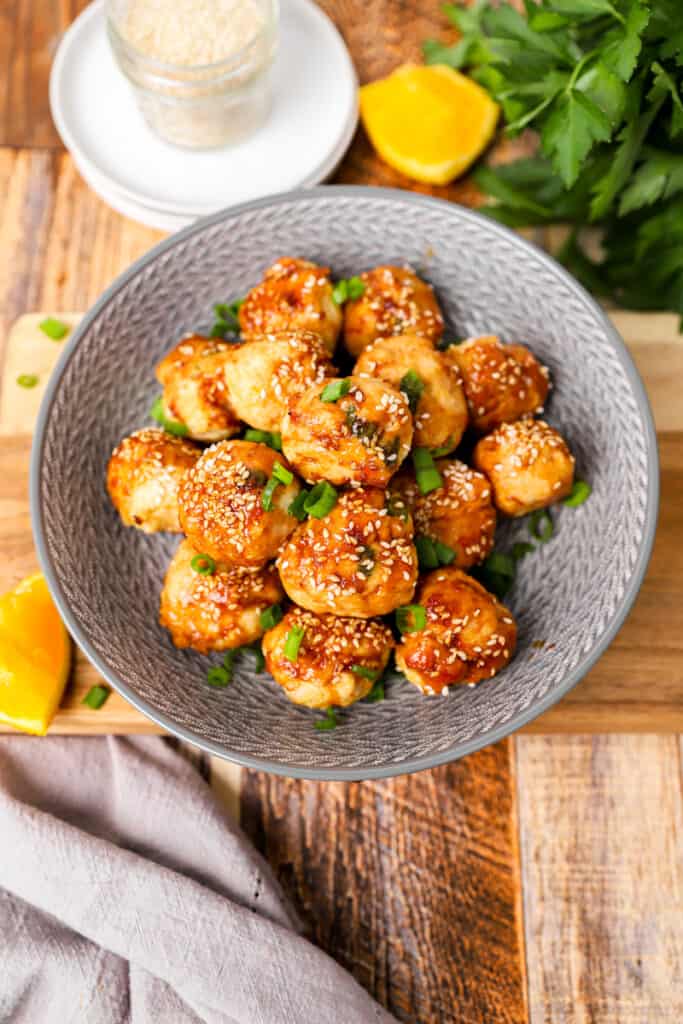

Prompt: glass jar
[107,0,279,149]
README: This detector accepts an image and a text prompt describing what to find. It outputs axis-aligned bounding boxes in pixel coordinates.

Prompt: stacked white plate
[50,0,359,231]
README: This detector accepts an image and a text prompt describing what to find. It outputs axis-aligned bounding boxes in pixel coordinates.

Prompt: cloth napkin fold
[0,735,396,1024]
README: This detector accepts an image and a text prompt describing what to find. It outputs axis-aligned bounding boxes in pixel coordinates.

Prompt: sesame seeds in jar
[107,0,278,148]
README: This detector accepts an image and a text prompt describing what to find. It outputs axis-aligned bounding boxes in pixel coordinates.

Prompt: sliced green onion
[150,395,189,437]
[430,438,454,458]
[251,643,266,674]
[303,481,338,519]
[415,535,439,570]
[284,625,306,661]
[357,544,375,576]
[190,553,216,576]
[244,428,282,451]
[529,509,554,543]
[259,603,283,631]
[287,490,310,521]
[434,540,456,565]
[39,317,69,340]
[206,665,231,688]
[396,604,427,634]
[17,374,39,388]
[563,480,591,508]
[82,684,110,709]
[351,664,380,680]
[347,276,366,300]
[319,379,351,403]
[386,494,409,521]
[211,298,243,338]
[399,369,424,414]
[512,541,534,561]
[412,447,443,495]
[272,462,294,485]
[473,551,516,600]
[332,280,348,305]
[314,707,338,730]
[364,679,385,703]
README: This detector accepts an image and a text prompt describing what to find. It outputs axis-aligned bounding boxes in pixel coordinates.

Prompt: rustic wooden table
[2,3,683,1021]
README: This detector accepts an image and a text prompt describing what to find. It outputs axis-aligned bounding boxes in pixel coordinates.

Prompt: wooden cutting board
[1,312,682,735]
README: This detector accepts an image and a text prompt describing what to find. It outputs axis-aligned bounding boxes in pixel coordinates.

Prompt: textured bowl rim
[30,185,660,780]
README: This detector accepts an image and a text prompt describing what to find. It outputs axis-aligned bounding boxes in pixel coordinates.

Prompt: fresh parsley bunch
[424,1,683,321]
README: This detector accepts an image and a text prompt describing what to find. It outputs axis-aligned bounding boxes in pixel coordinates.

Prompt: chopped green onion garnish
[284,625,306,661]
[529,509,554,543]
[17,374,39,388]
[415,535,439,570]
[287,490,310,521]
[434,540,456,565]
[430,438,454,458]
[320,379,351,403]
[396,604,427,634]
[82,685,110,709]
[244,428,282,451]
[412,447,443,495]
[473,551,516,600]
[512,541,534,561]
[364,679,385,703]
[150,395,189,437]
[386,494,409,520]
[399,369,424,414]
[357,544,375,576]
[351,664,380,680]
[206,665,231,688]
[563,480,591,508]
[39,317,69,340]
[259,603,283,631]
[251,643,266,674]
[190,553,216,576]
[303,481,338,519]
[262,464,292,511]
[272,462,294,485]
[332,277,365,305]
[211,298,243,338]
[314,707,338,730]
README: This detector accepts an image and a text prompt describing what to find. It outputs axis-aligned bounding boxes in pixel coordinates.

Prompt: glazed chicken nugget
[160,539,283,653]
[446,334,549,434]
[262,607,394,708]
[354,332,467,453]
[277,487,418,618]
[392,459,496,569]
[239,257,342,353]
[473,418,574,517]
[107,427,200,533]
[395,567,516,695]
[225,330,333,433]
[281,375,413,487]
[179,440,302,567]
[343,265,444,358]
[156,335,240,442]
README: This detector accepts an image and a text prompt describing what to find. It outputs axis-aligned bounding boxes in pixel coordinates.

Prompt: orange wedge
[359,63,499,185]
[0,573,71,735]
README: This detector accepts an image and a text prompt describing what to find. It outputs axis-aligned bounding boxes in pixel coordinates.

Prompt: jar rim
[107,1,277,76]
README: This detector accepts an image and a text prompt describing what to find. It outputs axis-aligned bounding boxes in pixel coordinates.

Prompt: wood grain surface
[242,741,528,1023]
[517,735,683,1023]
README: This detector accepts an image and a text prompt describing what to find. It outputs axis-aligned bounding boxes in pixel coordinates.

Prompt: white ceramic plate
[50,0,358,220]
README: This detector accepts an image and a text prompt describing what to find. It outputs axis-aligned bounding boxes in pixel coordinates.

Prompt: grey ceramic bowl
[31,186,658,780]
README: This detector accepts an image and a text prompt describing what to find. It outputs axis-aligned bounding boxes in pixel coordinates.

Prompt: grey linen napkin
[0,735,396,1024]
